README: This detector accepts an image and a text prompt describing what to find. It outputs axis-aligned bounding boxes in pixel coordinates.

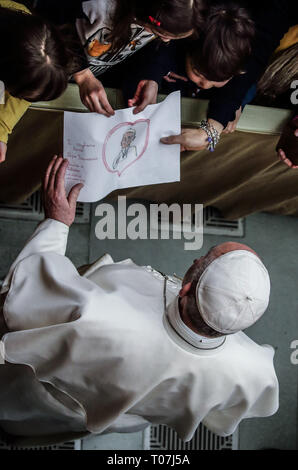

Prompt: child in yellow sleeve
[0,1,31,162]
[0,1,82,163]
[0,91,30,162]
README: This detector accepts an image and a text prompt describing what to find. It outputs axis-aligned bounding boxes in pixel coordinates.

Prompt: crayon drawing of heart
[102,119,150,177]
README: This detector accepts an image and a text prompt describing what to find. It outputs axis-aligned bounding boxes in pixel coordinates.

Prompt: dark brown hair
[0,7,82,102]
[110,0,207,50]
[188,1,255,82]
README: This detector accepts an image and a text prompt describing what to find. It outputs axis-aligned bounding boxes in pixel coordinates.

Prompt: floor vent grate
[0,191,90,224]
[150,423,238,450]
[0,424,237,451]
[203,207,244,237]
[0,438,80,451]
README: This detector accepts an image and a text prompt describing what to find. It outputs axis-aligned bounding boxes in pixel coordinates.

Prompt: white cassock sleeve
[201,342,279,437]
[1,218,69,294]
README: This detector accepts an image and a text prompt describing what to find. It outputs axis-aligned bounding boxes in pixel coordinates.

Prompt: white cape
[1,219,279,440]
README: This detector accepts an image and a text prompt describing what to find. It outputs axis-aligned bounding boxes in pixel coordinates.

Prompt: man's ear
[179,282,192,298]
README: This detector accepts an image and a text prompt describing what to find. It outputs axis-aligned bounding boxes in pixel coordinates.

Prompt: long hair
[110,0,207,50]
[257,44,298,99]
[0,7,82,102]
[188,1,255,81]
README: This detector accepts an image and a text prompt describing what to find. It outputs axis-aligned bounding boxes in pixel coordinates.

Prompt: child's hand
[163,72,188,83]
[222,107,242,134]
[0,142,7,163]
[277,117,298,168]
[277,126,298,169]
[74,68,115,117]
[278,148,298,169]
[128,80,158,114]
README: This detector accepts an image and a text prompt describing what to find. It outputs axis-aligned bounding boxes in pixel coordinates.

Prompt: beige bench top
[31,83,292,136]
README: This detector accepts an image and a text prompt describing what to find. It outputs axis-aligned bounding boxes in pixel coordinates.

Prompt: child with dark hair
[123,0,296,153]
[0,0,85,163]
[187,3,255,85]
[162,0,297,152]
[35,0,206,115]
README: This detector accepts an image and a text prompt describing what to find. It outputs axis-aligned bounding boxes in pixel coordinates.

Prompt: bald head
[210,242,258,259]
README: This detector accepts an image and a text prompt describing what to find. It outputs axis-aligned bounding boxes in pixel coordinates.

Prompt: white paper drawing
[64,91,181,202]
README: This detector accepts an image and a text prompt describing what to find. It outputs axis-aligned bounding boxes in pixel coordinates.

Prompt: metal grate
[0,424,237,451]
[203,207,244,237]
[0,191,90,224]
[0,437,81,451]
[151,205,244,238]
[150,423,238,451]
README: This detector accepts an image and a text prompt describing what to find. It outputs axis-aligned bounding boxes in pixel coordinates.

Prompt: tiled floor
[0,206,297,450]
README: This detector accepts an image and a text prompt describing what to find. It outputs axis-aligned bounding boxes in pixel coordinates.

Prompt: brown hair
[257,43,298,99]
[183,251,223,338]
[110,0,207,50]
[0,7,83,102]
[188,2,255,82]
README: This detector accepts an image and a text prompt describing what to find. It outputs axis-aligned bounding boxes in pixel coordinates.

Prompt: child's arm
[122,41,177,113]
[0,91,31,162]
[207,2,297,131]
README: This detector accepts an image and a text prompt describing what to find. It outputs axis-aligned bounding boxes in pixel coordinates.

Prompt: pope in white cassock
[0,156,279,444]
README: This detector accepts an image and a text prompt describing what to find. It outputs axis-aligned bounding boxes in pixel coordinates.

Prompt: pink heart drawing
[102,119,150,177]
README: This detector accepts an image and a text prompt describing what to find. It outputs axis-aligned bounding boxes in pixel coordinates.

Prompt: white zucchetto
[196,250,270,334]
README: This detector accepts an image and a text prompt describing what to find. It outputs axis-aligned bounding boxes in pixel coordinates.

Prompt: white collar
[166,297,225,350]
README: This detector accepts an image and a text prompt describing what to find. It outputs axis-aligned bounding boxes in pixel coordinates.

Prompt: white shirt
[0,219,279,440]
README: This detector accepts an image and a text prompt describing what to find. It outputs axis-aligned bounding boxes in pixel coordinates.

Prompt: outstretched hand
[43,156,84,227]
[128,80,158,114]
[161,128,211,152]
[161,119,224,152]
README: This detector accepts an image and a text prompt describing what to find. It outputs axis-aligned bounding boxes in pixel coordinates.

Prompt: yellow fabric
[0,0,31,144]
[0,0,29,13]
[276,25,298,52]
[0,92,30,144]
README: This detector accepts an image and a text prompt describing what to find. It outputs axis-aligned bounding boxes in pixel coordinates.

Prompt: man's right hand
[43,156,84,227]
[0,142,7,163]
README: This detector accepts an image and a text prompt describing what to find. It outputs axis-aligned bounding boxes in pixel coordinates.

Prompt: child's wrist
[207,118,224,135]
[73,68,92,85]
[198,120,221,152]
